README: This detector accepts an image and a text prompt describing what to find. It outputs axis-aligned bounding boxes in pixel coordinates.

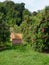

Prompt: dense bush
[32,7,49,52]
[0,1,49,52]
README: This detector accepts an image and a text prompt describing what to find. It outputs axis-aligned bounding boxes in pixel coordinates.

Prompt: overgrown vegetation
[0,1,49,52]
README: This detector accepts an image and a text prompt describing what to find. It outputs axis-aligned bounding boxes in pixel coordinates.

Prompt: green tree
[0,13,10,45]
[33,6,49,52]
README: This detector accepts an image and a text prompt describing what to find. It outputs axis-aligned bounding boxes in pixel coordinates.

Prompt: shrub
[32,7,49,52]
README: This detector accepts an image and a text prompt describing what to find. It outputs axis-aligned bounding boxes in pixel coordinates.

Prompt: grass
[0,46,49,65]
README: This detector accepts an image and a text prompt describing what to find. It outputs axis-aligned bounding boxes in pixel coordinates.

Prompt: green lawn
[0,46,49,65]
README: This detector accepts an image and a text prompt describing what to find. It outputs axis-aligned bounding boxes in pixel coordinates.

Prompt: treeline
[0,1,49,52]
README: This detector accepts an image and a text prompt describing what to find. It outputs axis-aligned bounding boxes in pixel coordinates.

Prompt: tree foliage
[0,1,49,52]
[32,6,49,52]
